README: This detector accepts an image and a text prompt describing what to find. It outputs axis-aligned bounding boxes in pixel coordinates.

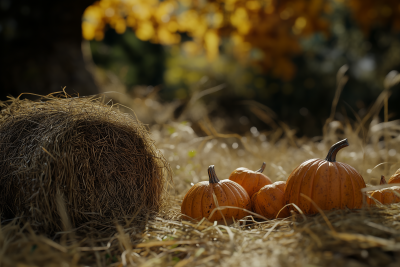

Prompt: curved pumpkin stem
[256,162,266,173]
[380,175,387,185]
[208,165,220,184]
[325,138,349,162]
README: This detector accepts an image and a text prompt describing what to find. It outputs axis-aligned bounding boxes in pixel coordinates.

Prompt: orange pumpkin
[229,162,272,198]
[274,181,286,192]
[181,165,251,224]
[388,168,400,184]
[368,176,400,205]
[284,139,366,214]
[252,181,290,219]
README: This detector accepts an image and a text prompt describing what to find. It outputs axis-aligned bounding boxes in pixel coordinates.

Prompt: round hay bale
[0,96,171,232]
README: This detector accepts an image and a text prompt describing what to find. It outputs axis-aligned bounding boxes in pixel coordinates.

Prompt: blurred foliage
[348,0,400,34]
[83,0,332,80]
[89,28,165,87]
[84,0,400,136]
[83,0,400,80]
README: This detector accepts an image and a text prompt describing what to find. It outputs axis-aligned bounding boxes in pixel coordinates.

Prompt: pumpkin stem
[208,165,220,184]
[380,175,387,185]
[325,138,349,162]
[256,162,266,173]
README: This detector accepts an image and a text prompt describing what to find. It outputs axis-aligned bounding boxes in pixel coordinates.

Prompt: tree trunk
[0,0,98,101]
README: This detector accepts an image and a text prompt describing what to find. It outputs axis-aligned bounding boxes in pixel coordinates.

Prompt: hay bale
[0,96,171,232]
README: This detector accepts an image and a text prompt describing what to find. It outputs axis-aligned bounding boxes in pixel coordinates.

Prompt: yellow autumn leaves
[82,0,400,80]
[82,0,180,44]
[82,0,327,80]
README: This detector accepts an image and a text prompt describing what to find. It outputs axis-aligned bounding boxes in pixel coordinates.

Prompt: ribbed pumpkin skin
[284,159,366,214]
[229,164,272,198]
[275,181,286,192]
[252,181,289,219]
[368,176,400,205]
[181,167,251,223]
[388,169,400,184]
[367,187,400,205]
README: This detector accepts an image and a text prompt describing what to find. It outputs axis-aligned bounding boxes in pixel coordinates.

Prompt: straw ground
[1,70,400,266]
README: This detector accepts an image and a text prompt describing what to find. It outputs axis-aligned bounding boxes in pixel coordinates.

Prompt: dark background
[1,0,400,137]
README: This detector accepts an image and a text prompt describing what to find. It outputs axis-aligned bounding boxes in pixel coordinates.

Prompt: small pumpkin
[274,181,286,192]
[252,181,290,219]
[368,176,400,205]
[388,168,400,184]
[284,139,366,214]
[181,165,251,224]
[229,162,272,198]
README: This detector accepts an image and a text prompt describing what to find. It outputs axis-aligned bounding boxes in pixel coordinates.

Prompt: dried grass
[2,70,400,266]
[0,94,171,233]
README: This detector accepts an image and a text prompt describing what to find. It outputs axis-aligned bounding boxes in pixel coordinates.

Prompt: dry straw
[0,94,171,233]
[2,70,400,266]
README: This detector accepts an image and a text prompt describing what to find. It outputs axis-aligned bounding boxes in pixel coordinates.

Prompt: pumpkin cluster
[181,139,400,224]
